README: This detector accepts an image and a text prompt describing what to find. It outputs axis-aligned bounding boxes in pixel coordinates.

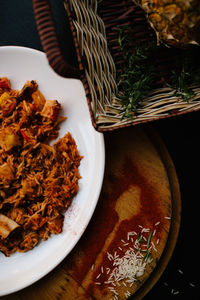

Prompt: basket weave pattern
[63,0,200,131]
[66,0,200,131]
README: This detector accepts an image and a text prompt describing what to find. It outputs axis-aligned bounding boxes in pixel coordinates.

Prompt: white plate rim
[0,46,105,296]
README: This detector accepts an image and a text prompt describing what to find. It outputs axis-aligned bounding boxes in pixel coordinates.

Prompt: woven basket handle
[32,0,80,79]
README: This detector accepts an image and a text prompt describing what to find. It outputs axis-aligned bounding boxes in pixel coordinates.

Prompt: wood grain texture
[2,126,181,300]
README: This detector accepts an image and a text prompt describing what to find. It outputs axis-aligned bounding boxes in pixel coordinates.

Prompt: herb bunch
[117,28,156,118]
[169,52,200,102]
[117,27,200,119]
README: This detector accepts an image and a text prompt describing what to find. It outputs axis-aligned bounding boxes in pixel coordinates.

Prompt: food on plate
[0,77,82,256]
[0,214,20,238]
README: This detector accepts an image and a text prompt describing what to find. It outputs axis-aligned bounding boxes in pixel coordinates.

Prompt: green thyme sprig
[171,69,194,101]
[146,231,153,248]
[117,26,200,119]
[117,27,157,118]
[169,54,200,102]
[137,233,144,243]
[143,249,151,261]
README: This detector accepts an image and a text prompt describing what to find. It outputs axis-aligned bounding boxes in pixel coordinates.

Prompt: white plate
[0,46,105,296]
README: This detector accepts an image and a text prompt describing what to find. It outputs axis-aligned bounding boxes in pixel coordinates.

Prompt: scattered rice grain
[155,221,160,226]
[189,283,195,287]
[123,243,129,246]
[173,291,180,295]
[107,268,111,274]
[96,273,101,279]
[151,241,157,252]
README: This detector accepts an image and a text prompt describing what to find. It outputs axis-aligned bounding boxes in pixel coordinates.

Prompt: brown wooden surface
[2,125,181,300]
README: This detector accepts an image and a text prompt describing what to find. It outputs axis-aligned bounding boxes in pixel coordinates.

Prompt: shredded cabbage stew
[0,77,82,256]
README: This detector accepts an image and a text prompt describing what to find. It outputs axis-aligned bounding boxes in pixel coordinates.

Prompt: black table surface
[0,1,199,299]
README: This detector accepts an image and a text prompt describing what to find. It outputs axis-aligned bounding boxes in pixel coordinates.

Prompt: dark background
[0,0,199,299]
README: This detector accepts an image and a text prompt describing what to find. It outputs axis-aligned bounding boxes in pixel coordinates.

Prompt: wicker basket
[32,0,200,132]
